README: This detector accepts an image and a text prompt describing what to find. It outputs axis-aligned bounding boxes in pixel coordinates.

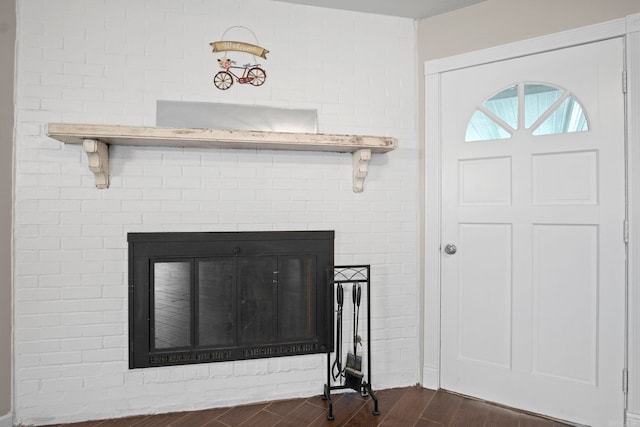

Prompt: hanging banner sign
[210,41,269,59]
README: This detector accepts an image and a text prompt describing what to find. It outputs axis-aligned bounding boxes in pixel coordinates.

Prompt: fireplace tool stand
[323,265,379,420]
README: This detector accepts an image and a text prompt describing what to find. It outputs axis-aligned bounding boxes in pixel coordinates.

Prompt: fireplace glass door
[153,260,191,350]
[151,256,317,351]
[129,231,333,368]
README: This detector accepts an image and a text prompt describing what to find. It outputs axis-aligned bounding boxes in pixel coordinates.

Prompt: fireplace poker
[344,282,364,392]
[331,283,345,382]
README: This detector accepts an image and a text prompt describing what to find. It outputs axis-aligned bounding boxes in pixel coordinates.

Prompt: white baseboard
[0,412,13,427]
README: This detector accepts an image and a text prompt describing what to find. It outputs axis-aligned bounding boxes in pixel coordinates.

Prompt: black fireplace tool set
[323,265,379,420]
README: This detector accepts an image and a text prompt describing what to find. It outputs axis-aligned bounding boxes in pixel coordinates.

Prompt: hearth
[128,231,334,368]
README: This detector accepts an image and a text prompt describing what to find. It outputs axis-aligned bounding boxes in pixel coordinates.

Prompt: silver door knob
[444,244,457,255]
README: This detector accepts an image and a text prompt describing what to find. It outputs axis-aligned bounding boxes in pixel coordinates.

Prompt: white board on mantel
[156,101,318,134]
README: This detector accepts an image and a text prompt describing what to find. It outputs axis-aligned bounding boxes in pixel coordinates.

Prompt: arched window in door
[465,83,589,142]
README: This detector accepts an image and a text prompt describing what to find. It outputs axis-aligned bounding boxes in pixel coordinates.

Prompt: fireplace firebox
[128,231,334,368]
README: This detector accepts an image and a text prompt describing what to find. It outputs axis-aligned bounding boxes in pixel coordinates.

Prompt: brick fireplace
[12,0,419,425]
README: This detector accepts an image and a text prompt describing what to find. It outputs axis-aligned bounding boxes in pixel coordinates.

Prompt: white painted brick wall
[14,0,418,424]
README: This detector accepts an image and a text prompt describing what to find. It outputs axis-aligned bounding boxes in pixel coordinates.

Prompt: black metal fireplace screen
[128,231,334,368]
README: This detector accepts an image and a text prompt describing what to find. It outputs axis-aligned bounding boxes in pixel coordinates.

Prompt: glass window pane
[153,261,191,349]
[524,84,563,128]
[533,96,588,136]
[483,85,518,130]
[465,110,511,142]
[198,259,235,347]
[279,256,316,340]
[238,256,277,345]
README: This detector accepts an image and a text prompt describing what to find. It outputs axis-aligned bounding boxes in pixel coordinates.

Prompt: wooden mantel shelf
[47,123,397,192]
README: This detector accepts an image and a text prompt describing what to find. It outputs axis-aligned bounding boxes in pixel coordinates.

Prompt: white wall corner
[0,413,13,427]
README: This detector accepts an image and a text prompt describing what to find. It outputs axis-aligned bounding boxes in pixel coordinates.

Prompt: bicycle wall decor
[210,26,269,90]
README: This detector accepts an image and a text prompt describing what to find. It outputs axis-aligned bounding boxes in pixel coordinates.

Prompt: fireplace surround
[128,230,334,368]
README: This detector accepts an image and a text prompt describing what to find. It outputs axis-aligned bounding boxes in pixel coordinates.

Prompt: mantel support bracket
[352,149,371,193]
[83,139,109,189]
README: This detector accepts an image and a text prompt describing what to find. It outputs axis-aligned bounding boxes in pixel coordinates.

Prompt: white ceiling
[274,0,487,19]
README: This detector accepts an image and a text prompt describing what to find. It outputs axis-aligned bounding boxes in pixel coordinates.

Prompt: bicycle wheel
[214,71,233,90]
[248,67,266,86]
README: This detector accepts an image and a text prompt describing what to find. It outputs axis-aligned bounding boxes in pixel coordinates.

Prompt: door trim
[625,14,640,427]
[422,14,640,420]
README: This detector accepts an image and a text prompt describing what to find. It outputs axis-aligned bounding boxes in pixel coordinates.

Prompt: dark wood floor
[45,386,573,427]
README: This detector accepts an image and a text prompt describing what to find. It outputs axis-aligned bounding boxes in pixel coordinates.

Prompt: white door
[440,38,626,426]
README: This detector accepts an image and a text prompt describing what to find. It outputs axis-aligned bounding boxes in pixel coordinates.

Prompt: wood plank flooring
[44,386,573,427]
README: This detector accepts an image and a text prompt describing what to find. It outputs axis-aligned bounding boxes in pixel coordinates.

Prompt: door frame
[422,12,640,422]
